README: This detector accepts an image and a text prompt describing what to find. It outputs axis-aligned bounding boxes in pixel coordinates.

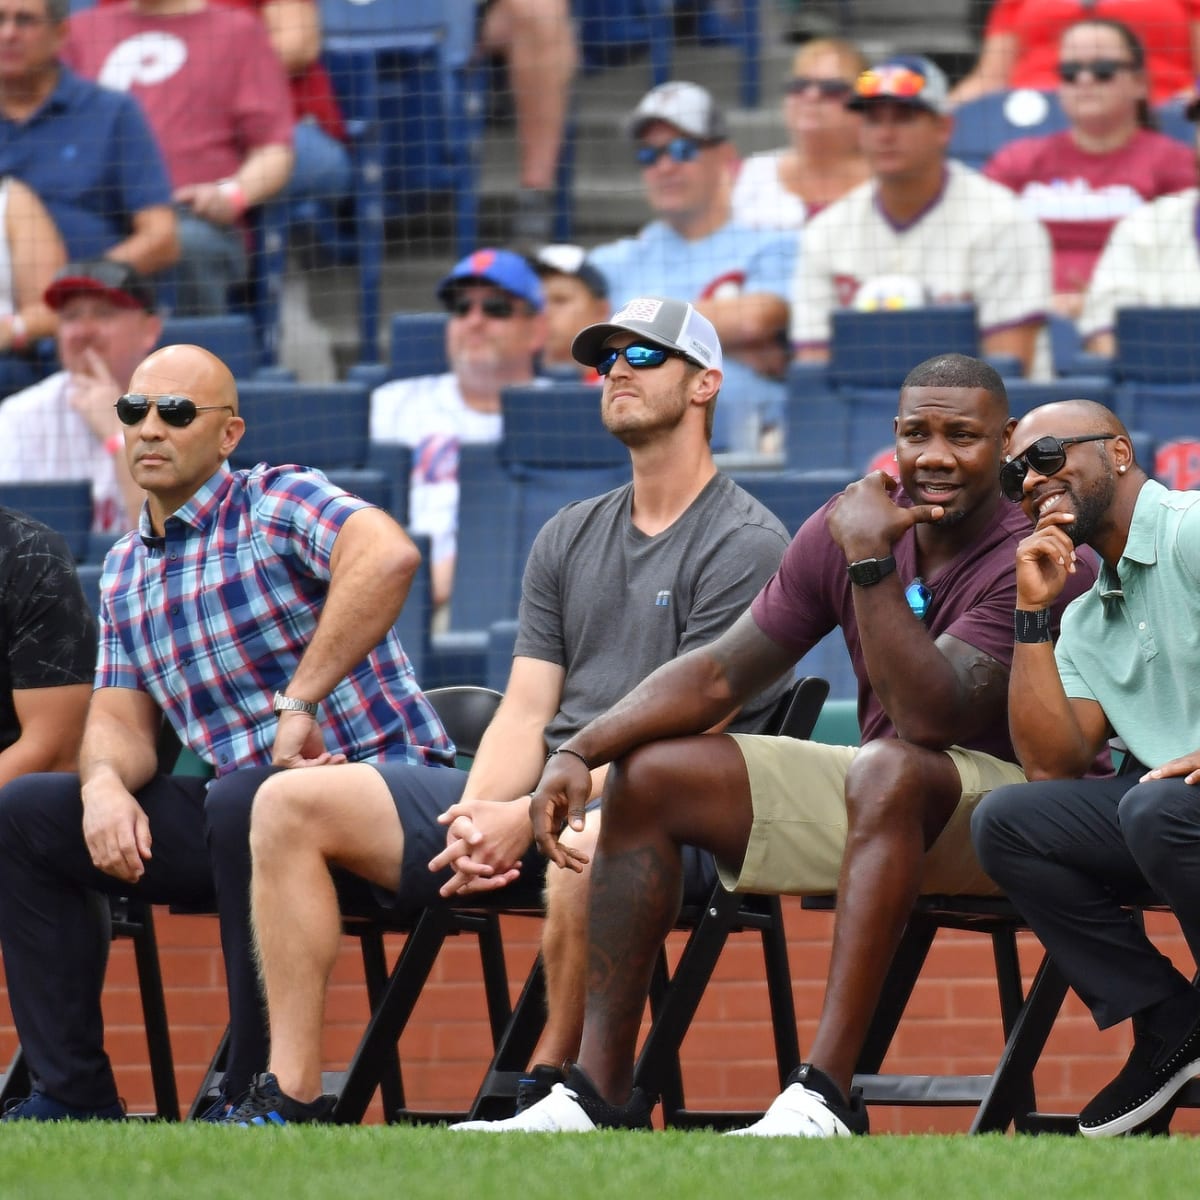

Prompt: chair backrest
[947,89,1068,170]
[1005,376,1115,420]
[230,382,371,471]
[392,532,431,686]
[500,382,627,469]
[0,480,91,561]
[423,684,503,763]
[388,312,450,381]
[1155,99,1194,148]
[1116,383,1200,447]
[761,675,830,740]
[319,0,474,63]
[1114,308,1200,383]
[157,316,261,381]
[364,441,413,525]
[830,306,980,389]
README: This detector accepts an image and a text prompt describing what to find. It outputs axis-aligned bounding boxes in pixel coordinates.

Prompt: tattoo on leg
[587,843,682,1041]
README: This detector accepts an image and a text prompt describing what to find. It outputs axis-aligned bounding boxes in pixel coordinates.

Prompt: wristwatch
[846,555,897,587]
[272,692,319,717]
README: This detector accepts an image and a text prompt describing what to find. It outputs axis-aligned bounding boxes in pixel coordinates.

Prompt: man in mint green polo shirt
[973,397,1200,1141]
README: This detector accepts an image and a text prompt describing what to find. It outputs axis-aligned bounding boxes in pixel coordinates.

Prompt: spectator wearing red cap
[370,248,546,611]
[0,259,161,532]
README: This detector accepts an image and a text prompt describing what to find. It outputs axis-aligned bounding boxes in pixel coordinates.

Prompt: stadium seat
[320,0,484,361]
[1109,309,1200,443]
[390,532,432,687]
[1155,99,1194,148]
[386,312,450,381]
[229,381,372,472]
[157,315,265,382]
[499,381,625,470]
[0,480,91,561]
[947,89,1068,171]
[728,468,855,537]
[1004,376,1115,419]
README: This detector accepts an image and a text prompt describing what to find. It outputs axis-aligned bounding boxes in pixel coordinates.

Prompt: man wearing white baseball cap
[586,81,797,456]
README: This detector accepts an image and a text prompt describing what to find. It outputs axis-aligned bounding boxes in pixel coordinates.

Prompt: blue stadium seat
[947,89,1068,171]
[230,381,371,471]
[1004,376,1115,419]
[1113,308,1200,384]
[387,312,450,381]
[157,316,264,381]
[0,481,91,561]
[392,532,432,687]
[1155,99,1194,148]
[365,442,412,526]
[499,382,625,469]
[75,562,102,619]
[729,468,856,537]
[320,0,484,361]
[486,617,519,692]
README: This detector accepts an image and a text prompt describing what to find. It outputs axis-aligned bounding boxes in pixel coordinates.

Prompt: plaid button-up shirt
[97,463,453,775]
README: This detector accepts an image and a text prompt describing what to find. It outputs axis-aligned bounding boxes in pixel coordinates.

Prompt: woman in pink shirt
[984,18,1194,319]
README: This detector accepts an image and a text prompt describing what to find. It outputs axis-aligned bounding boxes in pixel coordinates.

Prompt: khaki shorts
[719,735,1027,897]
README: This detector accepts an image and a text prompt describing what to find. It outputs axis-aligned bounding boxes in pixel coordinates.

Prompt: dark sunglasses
[596,343,687,376]
[786,76,853,98]
[115,393,234,428]
[635,137,706,168]
[447,294,518,320]
[1057,58,1136,84]
[1000,434,1117,502]
[905,578,933,621]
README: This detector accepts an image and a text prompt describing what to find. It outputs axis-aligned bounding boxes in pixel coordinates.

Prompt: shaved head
[1010,399,1130,460]
[129,344,239,415]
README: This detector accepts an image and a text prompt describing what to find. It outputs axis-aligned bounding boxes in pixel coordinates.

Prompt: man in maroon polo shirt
[458,351,1100,1137]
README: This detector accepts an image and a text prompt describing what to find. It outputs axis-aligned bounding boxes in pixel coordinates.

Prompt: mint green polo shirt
[1055,480,1200,768]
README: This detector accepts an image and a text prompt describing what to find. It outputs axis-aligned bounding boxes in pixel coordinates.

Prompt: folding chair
[463,675,830,1126]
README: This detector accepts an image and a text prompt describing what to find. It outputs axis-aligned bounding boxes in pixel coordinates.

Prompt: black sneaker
[220,1073,336,1127]
[1,1092,125,1122]
[449,1064,652,1132]
[726,1064,869,1138]
[516,1064,566,1113]
[1079,990,1200,1137]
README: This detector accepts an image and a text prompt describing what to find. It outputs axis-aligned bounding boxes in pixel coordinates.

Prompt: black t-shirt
[0,508,97,752]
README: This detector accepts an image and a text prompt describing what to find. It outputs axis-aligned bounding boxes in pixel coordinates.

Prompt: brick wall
[1,905,1196,1132]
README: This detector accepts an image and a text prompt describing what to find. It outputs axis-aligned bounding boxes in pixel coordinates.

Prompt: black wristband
[547,745,591,771]
[1013,608,1053,644]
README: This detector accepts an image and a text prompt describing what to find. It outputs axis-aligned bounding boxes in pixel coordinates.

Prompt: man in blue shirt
[587,81,797,455]
[0,0,177,276]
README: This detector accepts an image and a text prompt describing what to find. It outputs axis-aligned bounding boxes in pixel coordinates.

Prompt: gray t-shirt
[515,472,792,748]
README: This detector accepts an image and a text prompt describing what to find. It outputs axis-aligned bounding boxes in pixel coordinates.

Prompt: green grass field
[2,1125,1196,1200]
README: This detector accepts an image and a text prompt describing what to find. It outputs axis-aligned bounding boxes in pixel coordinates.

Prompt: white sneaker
[450,1083,598,1133]
[725,1065,868,1138]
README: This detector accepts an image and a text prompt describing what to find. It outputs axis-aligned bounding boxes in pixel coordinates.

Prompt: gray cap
[626,81,729,142]
[572,296,723,372]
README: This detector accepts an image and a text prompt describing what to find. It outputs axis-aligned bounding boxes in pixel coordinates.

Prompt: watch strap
[272,691,319,717]
[846,554,897,588]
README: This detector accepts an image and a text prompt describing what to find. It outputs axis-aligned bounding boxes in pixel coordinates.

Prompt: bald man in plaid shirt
[0,344,450,1122]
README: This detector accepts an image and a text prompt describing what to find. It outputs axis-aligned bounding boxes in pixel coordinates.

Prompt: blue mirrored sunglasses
[596,343,685,376]
[634,137,704,168]
[905,578,933,621]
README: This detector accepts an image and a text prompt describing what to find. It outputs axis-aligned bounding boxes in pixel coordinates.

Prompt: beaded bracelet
[547,745,591,771]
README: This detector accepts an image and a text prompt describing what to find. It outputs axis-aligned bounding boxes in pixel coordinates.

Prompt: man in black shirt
[0,507,95,785]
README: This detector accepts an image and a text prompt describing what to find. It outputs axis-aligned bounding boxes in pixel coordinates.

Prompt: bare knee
[250,774,321,861]
[843,740,956,838]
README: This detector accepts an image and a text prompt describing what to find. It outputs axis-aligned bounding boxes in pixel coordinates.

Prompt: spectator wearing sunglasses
[983,20,1194,322]
[0,259,162,534]
[1077,90,1200,356]
[949,0,1200,109]
[217,297,789,1127]
[792,55,1054,379]
[528,243,610,381]
[586,81,797,456]
[0,340,452,1122]
[974,398,1200,1137]
[731,38,870,231]
[458,353,1103,1136]
[370,248,546,612]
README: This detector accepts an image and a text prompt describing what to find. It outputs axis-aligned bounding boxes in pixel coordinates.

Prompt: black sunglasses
[596,343,688,376]
[786,76,853,98]
[905,577,933,621]
[115,393,234,428]
[1057,58,1136,84]
[1000,434,1117,502]
[635,137,707,168]
[447,294,518,320]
